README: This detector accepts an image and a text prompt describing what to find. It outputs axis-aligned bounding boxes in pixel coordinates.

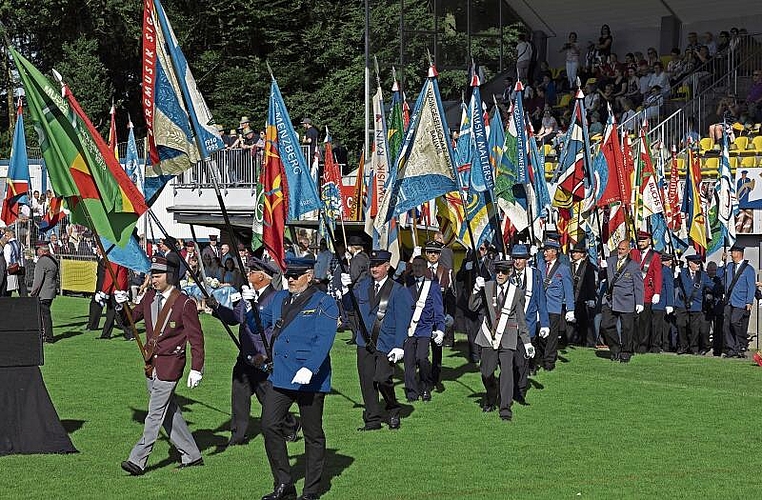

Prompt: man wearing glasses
[209,257,300,447]
[245,258,338,500]
[422,240,456,384]
[469,259,533,421]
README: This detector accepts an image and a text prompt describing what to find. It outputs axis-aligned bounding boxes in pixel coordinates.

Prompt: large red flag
[262,122,286,270]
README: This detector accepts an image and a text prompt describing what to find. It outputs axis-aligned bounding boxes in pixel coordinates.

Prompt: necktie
[374,282,380,296]
[546,262,551,275]
[516,273,524,289]
[497,285,506,306]
[157,293,164,311]
[617,259,624,271]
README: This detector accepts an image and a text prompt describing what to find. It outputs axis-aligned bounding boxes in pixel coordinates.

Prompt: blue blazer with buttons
[540,260,575,314]
[344,276,413,353]
[674,269,713,312]
[652,264,675,311]
[718,261,757,308]
[519,266,550,337]
[406,278,445,337]
[247,287,338,393]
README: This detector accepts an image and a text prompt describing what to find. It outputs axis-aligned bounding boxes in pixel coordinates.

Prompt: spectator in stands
[666,48,684,84]
[584,78,601,115]
[222,129,237,149]
[709,96,741,141]
[624,53,636,67]
[598,84,616,118]
[642,85,664,120]
[685,32,700,53]
[648,62,670,97]
[646,48,660,68]
[610,67,627,103]
[237,116,251,135]
[592,24,613,65]
[526,86,547,129]
[598,53,621,83]
[221,257,244,290]
[516,34,533,82]
[717,31,731,54]
[588,112,604,136]
[702,32,717,56]
[533,60,552,84]
[620,99,637,132]
[560,32,581,88]
[536,107,559,143]
[620,66,642,107]
[540,74,557,106]
[502,76,516,103]
[694,45,712,67]
[745,69,762,122]
[220,243,232,266]
[637,61,653,98]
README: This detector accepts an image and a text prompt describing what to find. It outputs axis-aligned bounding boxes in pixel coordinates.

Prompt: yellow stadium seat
[699,137,714,154]
[741,156,756,167]
[703,157,719,170]
[750,136,762,154]
[732,136,749,153]
[729,156,739,168]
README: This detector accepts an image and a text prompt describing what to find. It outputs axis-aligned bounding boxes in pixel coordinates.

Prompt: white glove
[114,290,129,304]
[432,330,444,346]
[674,268,681,279]
[94,291,106,306]
[565,311,575,323]
[187,369,203,388]
[635,304,644,314]
[600,259,608,268]
[474,276,486,290]
[444,314,454,328]
[344,251,353,262]
[291,367,313,385]
[524,343,535,358]
[464,261,473,270]
[340,273,352,287]
[387,348,404,363]
[539,327,550,338]
[758,299,762,308]
[585,300,596,309]
[241,285,256,301]
[651,294,660,304]
[412,246,422,258]
[665,306,674,315]
[530,245,538,256]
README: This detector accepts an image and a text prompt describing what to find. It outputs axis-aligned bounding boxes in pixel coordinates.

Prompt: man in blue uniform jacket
[245,258,338,500]
[674,254,714,355]
[650,253,675,353]
[538,240,575,371]
[718,245,758,358]
[342,250,413,431]
[210,257,299,446]
[403,256,445,403]
[509,245,550,402]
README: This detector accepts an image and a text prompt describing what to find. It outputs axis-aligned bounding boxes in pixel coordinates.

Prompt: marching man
[469,259,533,421]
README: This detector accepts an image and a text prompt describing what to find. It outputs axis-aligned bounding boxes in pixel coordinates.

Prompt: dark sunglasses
[285,271,308,279]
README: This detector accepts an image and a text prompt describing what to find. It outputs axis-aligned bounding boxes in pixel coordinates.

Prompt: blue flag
[468,84,493,192]
[512,84,529,184]
[101,235,151,274]
[269,78,322,220]
[1,103,31,225]
[125,121,142,194]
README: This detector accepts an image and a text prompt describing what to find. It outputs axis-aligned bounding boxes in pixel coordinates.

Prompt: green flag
[11,48,147,247]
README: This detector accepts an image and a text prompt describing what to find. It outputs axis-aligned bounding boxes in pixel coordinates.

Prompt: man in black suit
[568,242,598,346]
[87,247,106,330]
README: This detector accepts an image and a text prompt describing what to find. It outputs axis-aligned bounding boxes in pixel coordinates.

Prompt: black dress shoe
[514,397,530,406]
[698,349,710,356]
[421,391,431,402]
[388,416,400,429]
[297,494,319,500]
[482,404,496,412]
[406,397,418,403]
[620,353,631,363]
[226,438,246,447]
[357,424,382,431]
[121,460,145,476]
[500,415,512,421]
[176,457,204,469]
[262,483,297,500]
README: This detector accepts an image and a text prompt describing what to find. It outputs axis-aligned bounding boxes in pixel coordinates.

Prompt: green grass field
[2,295,762,499]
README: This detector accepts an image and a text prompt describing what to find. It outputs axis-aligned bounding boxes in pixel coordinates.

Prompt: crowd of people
[509,25,758,147]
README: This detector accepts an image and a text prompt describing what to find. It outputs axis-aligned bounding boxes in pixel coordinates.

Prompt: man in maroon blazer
[117,256,205,476]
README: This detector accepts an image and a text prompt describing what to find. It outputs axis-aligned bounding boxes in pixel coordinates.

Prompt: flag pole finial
[266,61,275,81]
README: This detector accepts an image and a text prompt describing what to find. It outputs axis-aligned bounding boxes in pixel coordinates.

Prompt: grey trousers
[128,372,201,468]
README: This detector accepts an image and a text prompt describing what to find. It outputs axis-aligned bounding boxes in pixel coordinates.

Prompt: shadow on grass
[52,330,86,342]
[291,447,355,497]
[61,419,86,434]
[594,350,614,360]
[54,321,90,329]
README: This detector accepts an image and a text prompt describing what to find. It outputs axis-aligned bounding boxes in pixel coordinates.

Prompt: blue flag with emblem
[468,74,493,192]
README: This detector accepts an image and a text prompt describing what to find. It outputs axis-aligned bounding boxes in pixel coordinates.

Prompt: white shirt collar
[160,286,175,300]
[375,276,388,289]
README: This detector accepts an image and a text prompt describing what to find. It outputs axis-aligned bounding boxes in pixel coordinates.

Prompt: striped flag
[715,124,739,247]
[1,101,31,225]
